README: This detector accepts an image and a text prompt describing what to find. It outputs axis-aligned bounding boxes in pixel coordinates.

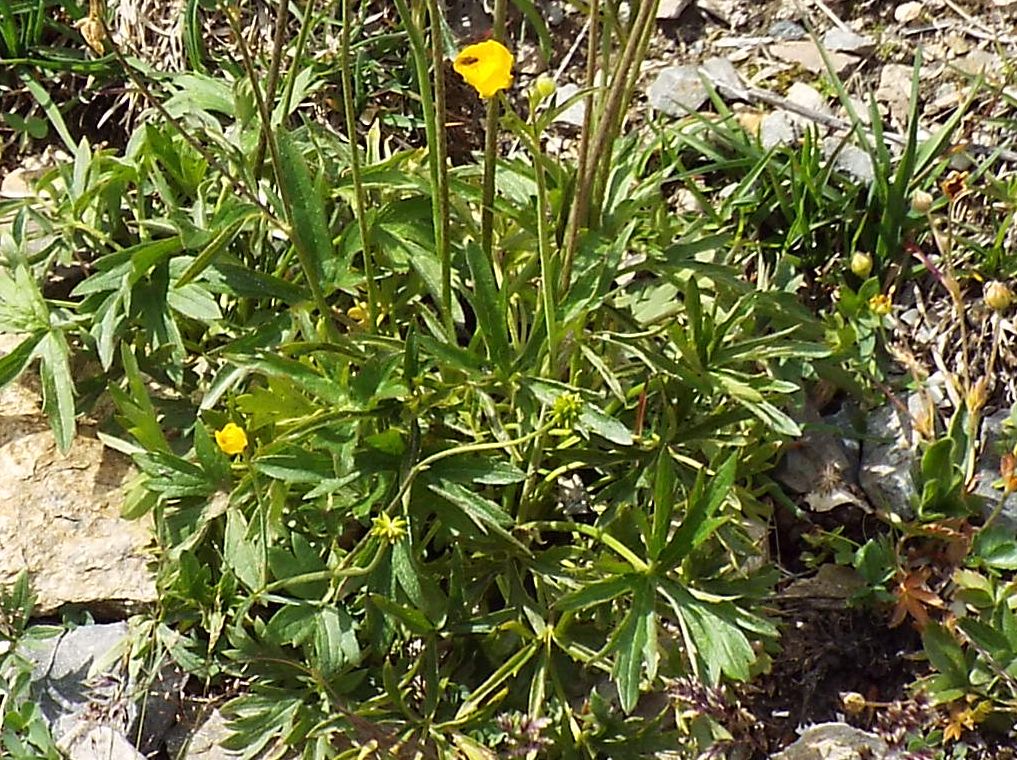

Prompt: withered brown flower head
[940,170,969,200]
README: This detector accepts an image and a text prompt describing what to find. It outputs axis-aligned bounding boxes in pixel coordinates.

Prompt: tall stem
[340,0,379,329]
[394,0,454,335]
[481,0,509,263]
[425,0,453,335]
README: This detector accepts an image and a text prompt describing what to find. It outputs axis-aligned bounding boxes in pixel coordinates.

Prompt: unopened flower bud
[985,281,1013,312]
[533,74,556,101]
[910,189,934,214]
[850,252,873,278]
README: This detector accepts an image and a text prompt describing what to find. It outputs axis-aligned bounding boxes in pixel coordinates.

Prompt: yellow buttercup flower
[453,40,514,99]
[215,422,248,455]
[868,293,892,316]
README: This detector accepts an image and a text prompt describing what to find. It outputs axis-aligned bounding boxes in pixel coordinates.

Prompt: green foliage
[0,573,61,760]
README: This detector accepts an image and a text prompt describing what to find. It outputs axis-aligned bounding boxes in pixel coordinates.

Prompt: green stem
[252,0,292,173]
[481,0,508,262]
[224,10,337,338]
[425,0,452,334]
[520,520,649,572]
[531,126,558,363]
[340,0,380,329]
[394,0,453,335]
[383,419,556,516]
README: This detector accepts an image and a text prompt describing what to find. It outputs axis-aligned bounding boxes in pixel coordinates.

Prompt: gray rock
[769,19,806,40]
[553,83,586,127]
[954,49,998,76]
[785,82,833,120]
[23,622,183,755]
[770,41,859,74]
[824,138,875,184]
[544,1,565,26]
[165,708,244,760]
[859,400,920,518]
[59,726,145,760]
[822,28,876,56]
[773,722,890,759]
[646,66,708,116]
[760,110,795,148]
[699,56,743,94]
[974,409,1017,527]
[656,0,692,19]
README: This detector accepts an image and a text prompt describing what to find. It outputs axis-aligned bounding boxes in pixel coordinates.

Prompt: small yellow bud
[849,252,873,278]
[533,74,557,101]
[910,189,934,214]
[841,692,867,715]
[215,422,248,455]
[868,293,892,316]
[984,281,1014,312]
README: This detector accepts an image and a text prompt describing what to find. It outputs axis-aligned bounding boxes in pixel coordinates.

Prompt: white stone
[894,1,924,23]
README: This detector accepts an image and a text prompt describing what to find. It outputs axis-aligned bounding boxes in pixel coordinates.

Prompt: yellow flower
[215,422,248,455]
[347,301,370,326]
[371,513,408,545]
[453,40,514,99]
[869,293,892,316]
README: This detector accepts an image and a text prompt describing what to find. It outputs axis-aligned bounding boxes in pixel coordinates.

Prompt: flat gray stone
[165,708,244,760]
[760,111,795,148]
[859,400,920,518]
[822,28,876,55]
[974,409,1017,527]
[553,83,586,127]
[824,138,875,184]
[646,66,708,116]
[769,20,806,40]
[699,56,743,94]
[59,726,145,760]
[774,722,890,760]
[770,41,859,74]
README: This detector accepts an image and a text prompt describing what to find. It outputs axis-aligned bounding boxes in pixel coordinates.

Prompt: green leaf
[369,594,434,635]
[224,508,262,592]
[650,451,677,560]
[557,575,633,613]
[313,607,359,677]
[429,480,529,552]
[0,332,44,388]
[38,331,75,453]
[660,455,736,569]
[610,578,657,713]
[465,240,510,370]
[275,127,332,287]
[973,528,1017,570]
[922,622,970,689]
[176,214,252,287]
[663,581,754,684]
[579,403,633,446]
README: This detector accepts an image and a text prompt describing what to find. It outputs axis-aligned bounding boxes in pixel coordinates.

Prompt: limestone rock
[822,28,875,56]
[646,66,708,116]
[859,400,920,518]
[553,83,586,127]
[165,709,245,760]
[774,722,890,759]
[24,622,183,755]
[769,41,858,75]
[0,335,155,615]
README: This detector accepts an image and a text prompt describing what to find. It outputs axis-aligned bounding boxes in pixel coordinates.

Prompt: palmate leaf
[659,579,754,684]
